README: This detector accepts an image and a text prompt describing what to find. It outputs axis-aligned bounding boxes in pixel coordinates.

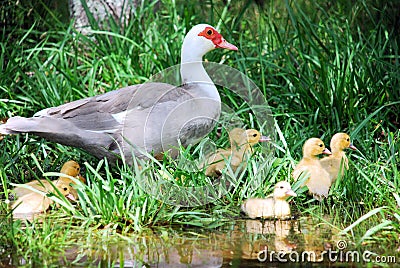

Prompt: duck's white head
[181,24,238,63]
[273,181,297,200]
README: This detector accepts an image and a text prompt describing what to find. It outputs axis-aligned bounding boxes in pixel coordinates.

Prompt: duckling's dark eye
[280,186,284,189]
[77,167,80,171]
[207,29,213,35]
[63,187,68,191]
[319,144,323,147]
[347,138,350,141]
[252,133,258,137]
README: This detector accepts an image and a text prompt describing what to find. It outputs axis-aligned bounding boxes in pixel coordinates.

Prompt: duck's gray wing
[0,82,219,161]
[0,83,171,157]
[34,84,140,132]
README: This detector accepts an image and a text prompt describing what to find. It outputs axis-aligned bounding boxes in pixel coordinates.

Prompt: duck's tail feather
[0,116,65,135]
[0,116,111,148]
[1,116,31,134]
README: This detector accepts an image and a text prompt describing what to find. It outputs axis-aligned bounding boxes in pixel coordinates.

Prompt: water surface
[1,217,397,267]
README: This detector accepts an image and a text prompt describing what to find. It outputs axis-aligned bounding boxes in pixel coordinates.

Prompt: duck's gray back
[1,82,220,163]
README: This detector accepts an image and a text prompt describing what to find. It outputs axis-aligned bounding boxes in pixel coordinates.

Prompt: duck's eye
[252,133,258,137]
[280,186,284,189]
[319,144,323,147]
[207,29,213,35]
[347,138,350,141]
[63,187,68,191]
[77,167,80,171]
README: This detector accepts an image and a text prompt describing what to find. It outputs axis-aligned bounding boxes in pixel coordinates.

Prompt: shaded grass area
[0,0,399,265]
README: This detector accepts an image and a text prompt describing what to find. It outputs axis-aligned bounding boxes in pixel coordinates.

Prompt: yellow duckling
[13,160,85,200]
[320,133,357,184]
[12,181,76,219]
[203,128,270,177]
[292,138,332,200]
[59,160,86,184]
[241,181,297,219]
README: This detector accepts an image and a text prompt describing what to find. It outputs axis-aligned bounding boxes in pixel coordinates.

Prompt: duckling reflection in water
[244,220,298,256]
[241,181,297,219]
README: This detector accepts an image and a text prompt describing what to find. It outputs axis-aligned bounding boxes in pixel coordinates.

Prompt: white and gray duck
[0,24,238,164]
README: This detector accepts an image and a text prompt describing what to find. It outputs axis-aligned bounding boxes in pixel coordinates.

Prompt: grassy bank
[1,0,399,265]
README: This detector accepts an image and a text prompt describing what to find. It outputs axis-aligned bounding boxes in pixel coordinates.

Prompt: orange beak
[78,175,86,184]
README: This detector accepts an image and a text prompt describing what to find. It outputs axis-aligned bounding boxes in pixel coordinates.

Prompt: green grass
[1,0,399,265]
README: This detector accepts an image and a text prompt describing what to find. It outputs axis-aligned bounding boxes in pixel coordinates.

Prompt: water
[1,217,394,267]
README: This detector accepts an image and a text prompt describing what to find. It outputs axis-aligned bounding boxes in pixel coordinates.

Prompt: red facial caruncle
[198,26,238,51]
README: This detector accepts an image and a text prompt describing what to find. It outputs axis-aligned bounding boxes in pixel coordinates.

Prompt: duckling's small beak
[259,136,271,142]
[78,174,86,184]
[286,189,297,197]
[349,143,357,150]
[65,193,76,202]
[322,148,332,155]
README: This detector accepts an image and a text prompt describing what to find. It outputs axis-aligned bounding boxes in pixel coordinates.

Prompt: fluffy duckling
[320,133,357,184]
[59,160,86,184]
[13,160,85,200]
[203,128,270,177]
[241,181,297,219]
[12,181,76,219]
[292,138,332,200]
